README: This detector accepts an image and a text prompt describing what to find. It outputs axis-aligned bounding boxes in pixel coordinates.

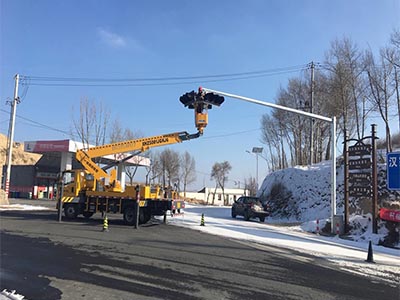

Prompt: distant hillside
[0,133,42,166]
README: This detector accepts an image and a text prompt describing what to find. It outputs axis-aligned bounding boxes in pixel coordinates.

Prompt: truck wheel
[231,208,237,218]
[83,212,94,219]
[64,204,78,219]
[139,208,151,224]
[259,216,265,222]
[123,206,136,226]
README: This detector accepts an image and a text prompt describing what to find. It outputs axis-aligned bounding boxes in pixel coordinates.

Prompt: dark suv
[231,196,269,222]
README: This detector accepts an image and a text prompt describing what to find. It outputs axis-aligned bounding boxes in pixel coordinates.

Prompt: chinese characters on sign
[380,208,400,223]
[387,152,400,190]
[348,142,372,197]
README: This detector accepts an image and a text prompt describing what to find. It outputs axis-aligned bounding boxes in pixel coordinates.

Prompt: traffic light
[203,92,224,107]
[179,90,224,109]
[179,88,225,135]
[179,91,196,109]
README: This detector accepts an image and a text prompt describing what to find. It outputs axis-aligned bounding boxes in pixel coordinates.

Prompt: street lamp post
[252,147,263,191]
[247,147,263,192]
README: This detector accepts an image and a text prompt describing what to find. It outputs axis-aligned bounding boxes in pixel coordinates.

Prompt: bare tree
[159,149,180,188]
[109,119,124,144]
[384,29,400,133]
[260,114,281,171]
[146,152,162,185]
[365,48,396,152]
[108,120,145,184]
[260,66,339,171]
[324,37,367,140]
[123,128,146,184]
[244,176,257,197]
[72,98,110,148]
[180,151,196,198]
[210,161,232,206]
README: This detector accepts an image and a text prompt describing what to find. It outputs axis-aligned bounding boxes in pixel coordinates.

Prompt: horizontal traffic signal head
[203,92,224,107]
[179,91,196,109]
[179,90,224,110]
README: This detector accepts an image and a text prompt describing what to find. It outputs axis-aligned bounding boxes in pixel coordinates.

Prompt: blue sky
[1,0,399,189]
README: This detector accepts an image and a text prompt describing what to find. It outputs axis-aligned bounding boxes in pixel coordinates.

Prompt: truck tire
[123,206,136,226]
[139,208,151,224]
[231,208,237,218]
[259,216,265,222]
[64,204,78,219]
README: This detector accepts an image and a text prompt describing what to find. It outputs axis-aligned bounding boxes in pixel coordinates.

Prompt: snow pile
[257,161,334,221]
[0,189,9,205]
[257,160,400,247]
[258,160,400,222]
[0,290,25,300]
[0,204,51,211]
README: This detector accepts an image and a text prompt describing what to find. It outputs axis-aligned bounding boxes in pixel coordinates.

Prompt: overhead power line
[0,108,71,136]
[20,64,308,87]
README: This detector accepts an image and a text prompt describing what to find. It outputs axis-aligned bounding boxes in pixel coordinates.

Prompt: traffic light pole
[4,74,20,198]
[201,87,337,234]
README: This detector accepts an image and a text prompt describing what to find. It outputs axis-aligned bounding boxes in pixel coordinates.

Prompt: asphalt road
[0,205,398,300]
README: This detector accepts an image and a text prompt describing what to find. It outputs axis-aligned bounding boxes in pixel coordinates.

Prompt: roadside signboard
[387,152,400,190]
[348,158,371,170]
[349,172,371,185]
[349,186,371,197]
[348,144,371,156]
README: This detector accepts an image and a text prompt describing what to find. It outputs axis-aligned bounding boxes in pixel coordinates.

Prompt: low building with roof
[3,139,149,199]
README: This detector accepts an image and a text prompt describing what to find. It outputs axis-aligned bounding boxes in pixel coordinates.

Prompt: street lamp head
[252,147,263,154]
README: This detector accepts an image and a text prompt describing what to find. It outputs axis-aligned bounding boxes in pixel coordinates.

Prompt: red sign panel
[379,208,400,223]
[25,140,70,153]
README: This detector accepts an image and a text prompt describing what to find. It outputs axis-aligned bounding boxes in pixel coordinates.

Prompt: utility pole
[4,74,20,198]
[309,61,315,165]
[371,124,378,234]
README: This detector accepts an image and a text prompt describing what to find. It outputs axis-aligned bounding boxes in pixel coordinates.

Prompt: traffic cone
[102,214,109,232]
[200,213,205,226]
[365,240,375,263]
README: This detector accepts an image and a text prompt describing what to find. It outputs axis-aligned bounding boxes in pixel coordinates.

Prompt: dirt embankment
[0,133,42,166]
[1,133,42,204]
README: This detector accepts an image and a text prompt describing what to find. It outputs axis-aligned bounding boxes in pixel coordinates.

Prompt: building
[3,139,149,199]
[182,187,249,206]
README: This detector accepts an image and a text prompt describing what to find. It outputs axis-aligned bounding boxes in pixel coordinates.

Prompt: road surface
[0,203,398,299]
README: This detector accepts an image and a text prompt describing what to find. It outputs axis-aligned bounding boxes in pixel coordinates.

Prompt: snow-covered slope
[257,161,400,222]
[257,161,334,221]
[256,160,400,247]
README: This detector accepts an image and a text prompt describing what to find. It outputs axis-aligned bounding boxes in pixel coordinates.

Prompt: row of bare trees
[261,30,400,172]
[147,149,196,197]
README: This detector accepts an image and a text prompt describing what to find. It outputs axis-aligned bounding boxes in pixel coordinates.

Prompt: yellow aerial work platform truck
[57,88,224,226]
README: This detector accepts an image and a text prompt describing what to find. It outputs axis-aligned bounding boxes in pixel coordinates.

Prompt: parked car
[231,196,270,222]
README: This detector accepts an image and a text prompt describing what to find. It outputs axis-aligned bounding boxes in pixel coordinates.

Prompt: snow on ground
[0,289,25,300]
[0,204,51,211]
[166,205,400,286]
